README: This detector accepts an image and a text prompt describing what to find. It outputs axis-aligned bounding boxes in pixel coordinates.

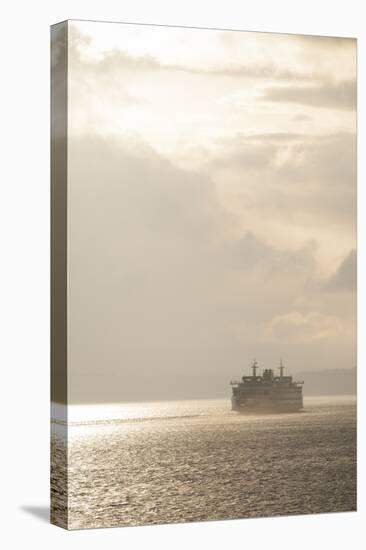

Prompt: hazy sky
[64,21,356,403]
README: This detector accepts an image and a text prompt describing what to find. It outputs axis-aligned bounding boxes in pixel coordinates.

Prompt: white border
[1,1,364,548]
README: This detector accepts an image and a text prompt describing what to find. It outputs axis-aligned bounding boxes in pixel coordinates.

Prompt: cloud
[224,232,316,277]
[69,23,352,85]
[68,27,155,121]
[323,249,357,292]
[61,23,357,402]
[293,114,312,121]
[67,136,237,397]
[175,62,312,81]
[244,132,307,142]
[65,134,357,401]
[209,138,276,173]
[71,45,305,83]
[205,132,356,232]
[65,134,357,404]
[260,79,356,110]
[270,311,344,342]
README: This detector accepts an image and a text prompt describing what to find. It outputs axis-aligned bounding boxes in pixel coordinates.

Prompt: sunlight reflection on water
[51,395,356,529]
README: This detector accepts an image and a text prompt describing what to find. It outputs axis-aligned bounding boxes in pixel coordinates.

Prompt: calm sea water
[51,396,356,529]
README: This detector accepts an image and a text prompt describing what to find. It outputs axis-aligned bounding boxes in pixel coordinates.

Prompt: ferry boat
[230,360,304,413]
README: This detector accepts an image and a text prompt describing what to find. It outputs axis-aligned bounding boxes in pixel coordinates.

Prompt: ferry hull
[231,395,303,414]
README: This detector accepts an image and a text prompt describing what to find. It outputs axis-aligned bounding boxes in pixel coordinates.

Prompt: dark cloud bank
[65,135,356,403]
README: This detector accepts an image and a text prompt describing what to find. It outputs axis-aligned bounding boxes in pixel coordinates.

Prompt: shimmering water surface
[51,396,356,529]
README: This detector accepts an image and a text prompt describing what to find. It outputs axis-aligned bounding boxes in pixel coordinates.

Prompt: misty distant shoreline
[52,368,356,405]
[294,367,356,396]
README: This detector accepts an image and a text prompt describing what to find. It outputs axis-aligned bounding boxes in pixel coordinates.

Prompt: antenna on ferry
[279,359,284,378]
[252,359,258,377]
